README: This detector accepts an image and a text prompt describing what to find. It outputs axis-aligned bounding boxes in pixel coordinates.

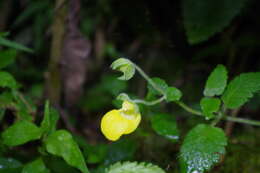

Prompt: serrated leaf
[0,49,17,69]
[2,120,42,146]
[22,158,50,173]
[182,0,246,44]
[40,101,59,135]
[105,161,165,173]
[0,37,33,53]
[166,87,182,102]
[204,65,228,96]
[0,157,23,173]
[0,71,17,89]
[151,113,179,143]
[147,77,168,96]
[45,130,89,173]
[200,97,221,120]
[111,58,135,80]
[221,72,260,109]
[180,124,227,173]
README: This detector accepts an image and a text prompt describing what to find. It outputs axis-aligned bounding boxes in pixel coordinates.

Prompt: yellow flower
[101,101,141,141]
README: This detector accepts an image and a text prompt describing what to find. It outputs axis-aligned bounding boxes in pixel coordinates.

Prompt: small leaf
[105,161,165,173]
[221,72,260,109]
[0,37,33,53]
[151,113,179,142]
[204,65,228,97]
[180,124,227,173]
[0,49,17,69]
[147,77,168,96]
[22,158,50,173]
[111,58,135,80]
[200,97,221,120]
[166,87,182,102]
[0,71,17,89]
[40,101,59,135]
[45,130,89,173]
[2,120,42,146]
[182,0,246,44]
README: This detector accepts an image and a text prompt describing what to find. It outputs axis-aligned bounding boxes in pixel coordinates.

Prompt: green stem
[130,60,260,127]
[133,96,165,106]
[175,101,202,116]
[224,116,260,126]
[211,112,224,126]
[133,64,165,95]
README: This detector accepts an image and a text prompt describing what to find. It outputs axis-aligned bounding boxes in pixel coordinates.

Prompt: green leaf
[105,139,137,165]
[0,92,14,107]
[22,158,50,173]
[105,161,165,173]
[165,87,182,102]
[182,0,246,44]
[204,65,228,97]
[200,97,221,120]
[0,71,17,89]
[111,58,135,80]
[151,113,179,142]
[45,130,89,173]
[40,101,59,135]
[2,120,42,146]
[0,49,17,69]
[147,77,168,96]
[0,37,33,53]
[221,72,260,109]
[180,124,227,173]
[0,157,23,173]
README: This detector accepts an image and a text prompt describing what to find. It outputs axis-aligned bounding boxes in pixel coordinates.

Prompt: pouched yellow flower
[101,101,141,141]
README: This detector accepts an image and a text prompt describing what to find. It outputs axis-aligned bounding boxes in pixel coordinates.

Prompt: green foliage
[0,71,17,89]
[84,144,108,164]
[40,101,59,135]
[105,161,165,173]
[204,65,228,97]
[151,113,179,142]
[22,158,50,173]
[104,139,137,165]
[2,120,42,146]
[180,124,227,173]
[165,87,182,102]
[182,0,246,44]
[200,97,221,120]
[111,58,135,80]
[0,157,23,173]
[221,72,260,109]
[45,130,89,173]
[147,77,168,96]
[0,49,17,69]
[0,36,33,53]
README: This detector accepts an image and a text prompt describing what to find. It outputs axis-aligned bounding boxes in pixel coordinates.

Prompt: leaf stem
[133,96,165,106]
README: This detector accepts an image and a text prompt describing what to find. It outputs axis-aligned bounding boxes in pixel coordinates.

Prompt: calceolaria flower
[101,100,141,141]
